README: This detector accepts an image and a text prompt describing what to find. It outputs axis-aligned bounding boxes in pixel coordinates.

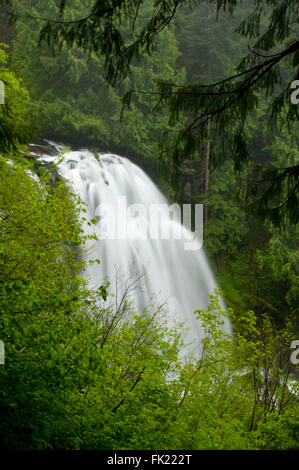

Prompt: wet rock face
[29,140,60,157]
[26,140,63,187]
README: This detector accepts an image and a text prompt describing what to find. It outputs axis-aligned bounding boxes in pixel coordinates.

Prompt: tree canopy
[33,0,299,228]
[10,0,184,164]
[0,43,33,154]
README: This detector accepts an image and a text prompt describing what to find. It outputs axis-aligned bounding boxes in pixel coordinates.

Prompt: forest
[0,0,298,451]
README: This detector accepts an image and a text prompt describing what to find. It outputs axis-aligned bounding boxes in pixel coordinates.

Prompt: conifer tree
[34,0,299,227]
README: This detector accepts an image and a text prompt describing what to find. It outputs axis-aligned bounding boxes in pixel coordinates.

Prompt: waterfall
[35,141,232,354]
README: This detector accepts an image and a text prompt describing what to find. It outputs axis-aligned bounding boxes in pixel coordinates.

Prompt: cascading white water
[36,142,232,354]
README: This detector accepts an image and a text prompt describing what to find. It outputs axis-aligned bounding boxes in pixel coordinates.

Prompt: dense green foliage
[0,172,298,450]
[11,0,184,163]
[0,44,33,154]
